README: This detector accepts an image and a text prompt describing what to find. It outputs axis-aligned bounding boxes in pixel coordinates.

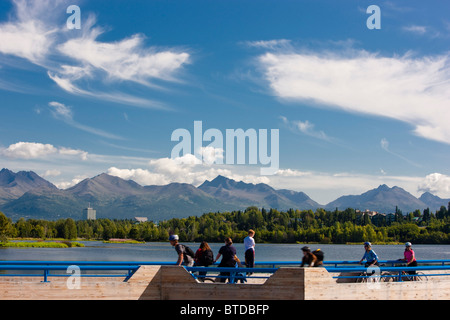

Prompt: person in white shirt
[244,229,256,272]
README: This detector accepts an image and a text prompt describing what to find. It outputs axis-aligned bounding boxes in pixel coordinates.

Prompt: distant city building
[83,204,96,220]
[134,217,148,223]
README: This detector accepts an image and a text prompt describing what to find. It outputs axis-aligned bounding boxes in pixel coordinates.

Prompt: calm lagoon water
[1,242,449,263]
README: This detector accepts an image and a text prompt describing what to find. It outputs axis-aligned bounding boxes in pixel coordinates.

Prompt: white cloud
[275,169,311,177]
[48,101,124,140]
[107,154,270,188]
[0,20,56,64]
[58,147,88,161]
[106,167,168,186]
[245,39,292,50]
[47,73,166,109]
[1,142,88,161]
[0,0,190,109]
[380,138,389,151]
[1,142,57,159]
[0,0,66,64]
[280,116,331,141]
[418,173,450,196]
[43,169,61,177]
[49,101,73,120]
[402,25,428,35]
[55,175,89,189]
[380,138,421,167]
[200,146,224,165]
[258,49,450,144]
[57,31,190,85]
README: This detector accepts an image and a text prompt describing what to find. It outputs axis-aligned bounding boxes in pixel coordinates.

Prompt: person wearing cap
[401,242,417,278]
[169,234,194,267]
[359,242,379,267]
[300,246,318,267]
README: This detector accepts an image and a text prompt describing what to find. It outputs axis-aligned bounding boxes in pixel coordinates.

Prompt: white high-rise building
[83,204,96,220]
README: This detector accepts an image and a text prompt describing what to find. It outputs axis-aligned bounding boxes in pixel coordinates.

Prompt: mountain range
[0,168,449,221]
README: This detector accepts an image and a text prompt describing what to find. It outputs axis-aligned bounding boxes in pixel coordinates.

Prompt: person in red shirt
[402,242,418,277]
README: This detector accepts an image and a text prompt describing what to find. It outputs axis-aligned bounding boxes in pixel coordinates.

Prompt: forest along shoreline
[1,206,449,245]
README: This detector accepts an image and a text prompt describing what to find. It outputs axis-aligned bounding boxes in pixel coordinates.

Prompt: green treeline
[1,206,449,244]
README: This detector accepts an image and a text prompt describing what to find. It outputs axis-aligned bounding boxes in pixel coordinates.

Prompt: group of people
[169,231,418,281]
[169,229,256,282]
[359,241,417,275]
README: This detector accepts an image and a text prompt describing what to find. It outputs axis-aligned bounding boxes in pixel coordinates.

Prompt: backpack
[183,245,196,258]
[312,249,324,262]
[201,249,214,266]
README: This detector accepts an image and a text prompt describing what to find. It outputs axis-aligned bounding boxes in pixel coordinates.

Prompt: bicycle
[356,271,393,283]
[356,263,393,283]
[398,270,428,282]
[384,263,428,282]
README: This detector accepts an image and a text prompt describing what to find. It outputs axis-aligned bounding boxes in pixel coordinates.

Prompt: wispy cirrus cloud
[402,24,445,38]
[280,116,331,141]
[244,39,292,50]
[48,101,124,140]
[0,0,190,110]
[380,138,421,167]
[402,25,428,35]
[57,25,190,85]
[256,47,450,145]
[0,0,63,65]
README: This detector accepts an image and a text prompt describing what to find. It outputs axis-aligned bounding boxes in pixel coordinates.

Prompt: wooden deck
[0,266,449,300]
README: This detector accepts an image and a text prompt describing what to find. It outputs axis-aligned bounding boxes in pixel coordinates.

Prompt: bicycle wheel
[382,272,395,282]
[415,272,428,281]
[356,272,367,283]
[203,277,215,283]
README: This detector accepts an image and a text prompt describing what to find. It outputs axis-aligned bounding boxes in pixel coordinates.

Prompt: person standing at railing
[300,246,318,267]
[401,242,417,278]
[244,229,256,274]
[214,237,240,283]
[359,242,379,267]
[169,234,194,267]
[194,241,215,281]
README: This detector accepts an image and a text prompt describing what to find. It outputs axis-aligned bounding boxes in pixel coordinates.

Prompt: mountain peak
[0,169,57,205]
[66,172,144,198]
[376,184,391,191]
[198,175,319,210]
[0,168,16,185]
[199,175,238,189]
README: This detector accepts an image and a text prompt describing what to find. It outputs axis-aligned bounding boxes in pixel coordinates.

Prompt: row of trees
[1,205,449,244]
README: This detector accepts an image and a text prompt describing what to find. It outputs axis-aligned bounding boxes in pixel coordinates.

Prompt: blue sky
[0,0,449,204]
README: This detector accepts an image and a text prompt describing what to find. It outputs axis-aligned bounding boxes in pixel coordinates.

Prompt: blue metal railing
[252,259,450,268]
[186,266,278,284]
[0,260,449,283]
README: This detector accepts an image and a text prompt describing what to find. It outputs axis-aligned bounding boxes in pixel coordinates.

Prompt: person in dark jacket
[194,241,214,281]
[300,246,318,267]
[214,237,240,283]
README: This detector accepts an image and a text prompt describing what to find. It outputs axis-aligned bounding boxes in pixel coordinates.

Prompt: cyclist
[359,242,379,267]
[401,242,417,277]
